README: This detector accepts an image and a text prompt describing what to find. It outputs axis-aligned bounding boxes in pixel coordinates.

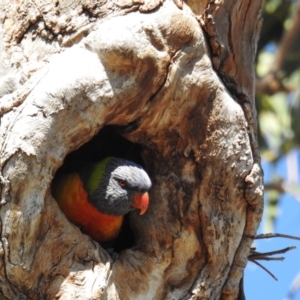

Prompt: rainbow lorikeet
[52,157,151,243]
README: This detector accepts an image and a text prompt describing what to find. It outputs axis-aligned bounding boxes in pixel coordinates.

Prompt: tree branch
[256,6,300,95]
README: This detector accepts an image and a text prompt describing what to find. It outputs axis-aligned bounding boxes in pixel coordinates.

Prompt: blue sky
[245,152,300,300]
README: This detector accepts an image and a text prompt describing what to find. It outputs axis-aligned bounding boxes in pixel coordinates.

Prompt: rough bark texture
[0,0,263,299]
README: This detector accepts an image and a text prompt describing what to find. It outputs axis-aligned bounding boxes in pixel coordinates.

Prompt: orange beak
[131,192,149,215]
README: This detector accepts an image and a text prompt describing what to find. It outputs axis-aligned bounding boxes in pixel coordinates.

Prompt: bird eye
[118,179,127,187]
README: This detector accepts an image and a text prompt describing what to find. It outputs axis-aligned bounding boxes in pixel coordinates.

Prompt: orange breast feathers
[53,173,124,242]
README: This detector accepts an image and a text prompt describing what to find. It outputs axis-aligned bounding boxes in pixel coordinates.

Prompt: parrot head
[83,157,152,216]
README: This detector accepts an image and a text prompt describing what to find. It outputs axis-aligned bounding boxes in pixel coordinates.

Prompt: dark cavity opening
[52,125,146,252]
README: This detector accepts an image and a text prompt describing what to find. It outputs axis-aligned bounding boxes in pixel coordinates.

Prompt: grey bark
[0,0,263,299]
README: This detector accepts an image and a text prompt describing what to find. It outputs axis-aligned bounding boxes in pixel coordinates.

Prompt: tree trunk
[0,0,264,299]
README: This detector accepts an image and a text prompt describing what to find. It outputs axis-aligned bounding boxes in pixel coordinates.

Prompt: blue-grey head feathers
[82,158,151,216]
